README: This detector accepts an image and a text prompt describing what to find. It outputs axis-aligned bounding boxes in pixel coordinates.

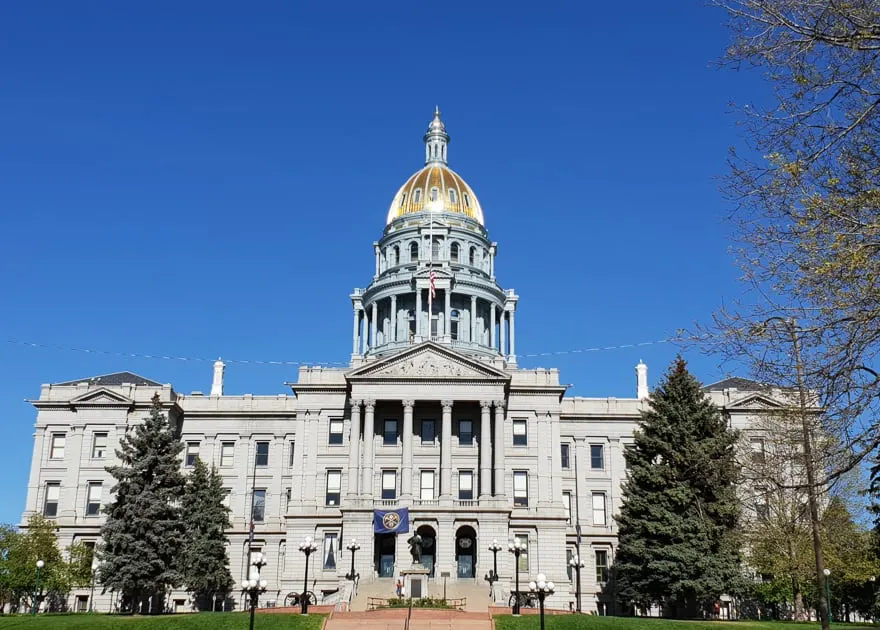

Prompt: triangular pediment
[348,342,509,381]
[724,392,784,411]
[69,388,134,407]
[414,266,454,280]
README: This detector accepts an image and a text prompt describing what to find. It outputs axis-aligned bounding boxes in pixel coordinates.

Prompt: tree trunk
[794,590,805,622]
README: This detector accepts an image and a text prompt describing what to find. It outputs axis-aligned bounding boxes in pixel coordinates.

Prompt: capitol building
[21,110,773,614]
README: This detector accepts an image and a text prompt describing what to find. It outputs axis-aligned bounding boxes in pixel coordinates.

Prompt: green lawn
[494,616,834,630]
[0,612,326,629]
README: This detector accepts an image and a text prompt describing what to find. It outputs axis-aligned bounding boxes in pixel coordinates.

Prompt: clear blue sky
[0,1,763,524]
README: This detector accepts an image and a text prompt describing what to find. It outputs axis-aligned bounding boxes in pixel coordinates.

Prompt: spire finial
[424,106,449,165]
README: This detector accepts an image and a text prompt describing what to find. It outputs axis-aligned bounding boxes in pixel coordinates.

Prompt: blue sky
[0,1,764,523]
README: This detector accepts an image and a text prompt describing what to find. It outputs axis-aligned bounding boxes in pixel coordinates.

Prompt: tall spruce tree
[100,393,185,613]
[181,458,234,610]
[615,357,742,618]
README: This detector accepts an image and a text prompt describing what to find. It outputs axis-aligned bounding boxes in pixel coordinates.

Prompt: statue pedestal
[401,565,430,599]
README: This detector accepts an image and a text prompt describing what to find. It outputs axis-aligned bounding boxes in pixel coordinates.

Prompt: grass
[0,612,326,629]
[494,617,834,630]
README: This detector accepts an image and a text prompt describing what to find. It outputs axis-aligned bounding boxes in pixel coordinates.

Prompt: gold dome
[386,164,484,225]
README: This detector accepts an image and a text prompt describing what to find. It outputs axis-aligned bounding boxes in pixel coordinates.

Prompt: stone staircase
[348,578,493,612]
[326,609,493,630]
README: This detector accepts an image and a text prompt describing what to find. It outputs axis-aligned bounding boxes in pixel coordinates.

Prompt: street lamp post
[568,554,585,613]
[31,560,44,615]
[869,576,877,623]
[507,539,524,616]
[486,539,502,599]
[345,539,361,581]
[88,556,100,613]
[529,573,556,630]
[824,568,832,623]
[240,552,268,630]
[298,536,318,615]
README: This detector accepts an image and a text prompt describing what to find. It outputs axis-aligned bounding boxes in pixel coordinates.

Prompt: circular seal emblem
[382,512,401,530]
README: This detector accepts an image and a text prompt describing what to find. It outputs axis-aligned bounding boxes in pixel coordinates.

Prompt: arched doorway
[416,525,436,577]
[374,533,396,578]
[455,525,477,578]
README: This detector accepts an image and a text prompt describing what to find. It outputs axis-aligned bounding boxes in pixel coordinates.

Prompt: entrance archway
[455,525,477,578]
[416,525,436,577]
[374,533,396,578]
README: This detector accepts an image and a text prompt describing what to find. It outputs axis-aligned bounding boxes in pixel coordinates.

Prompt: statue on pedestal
[406,533,423,565]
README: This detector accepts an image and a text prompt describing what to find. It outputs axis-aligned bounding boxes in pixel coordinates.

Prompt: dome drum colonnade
[350,108,519,364]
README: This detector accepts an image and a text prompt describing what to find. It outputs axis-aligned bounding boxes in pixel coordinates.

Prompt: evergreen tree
[615,357,742,618]
[181,458,234,610]
[100,393,185,613]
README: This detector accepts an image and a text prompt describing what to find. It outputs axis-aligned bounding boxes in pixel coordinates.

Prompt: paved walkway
[326,609,493,630]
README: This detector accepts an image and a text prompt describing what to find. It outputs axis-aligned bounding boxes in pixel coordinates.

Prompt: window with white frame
[590,444,604,469]
[562,491,572,523]
[92,433,108,459]
[382,470,397,500]
[383,419,399,446]
[560,443,570,468]
[288,441,295,467]
[326,470,342,506]
[512,420,527,446]
[323,533,338,570]
[86,482,102,516]
[420,470,435,501]
[458,470,474,501]
[220,442,235,467]
[513,471,528,507]
[255,441,269,467]
[252,489,266,522]
[592,492,606,525]
[514,533,529,573]
[329,419,343,445]
[459,419,473,446]
[43,482,60,517]
[185,442,199,467]
[595,549,609,583]
[50,434,66,460]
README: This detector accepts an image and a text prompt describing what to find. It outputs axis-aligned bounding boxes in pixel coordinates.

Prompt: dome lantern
[424,106,449,165]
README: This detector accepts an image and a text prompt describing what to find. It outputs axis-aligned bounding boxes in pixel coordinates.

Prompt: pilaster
[440,400,453,502]
[493,401,506,500]
[401,400,414,498]
[479,401,492,499]
[361,400,376,498]
[347,400,362,499]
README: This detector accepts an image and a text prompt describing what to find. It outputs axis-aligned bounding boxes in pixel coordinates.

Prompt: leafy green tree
[100,393,185,613]
[0,524,22,612]
[180,458,234,610]
[615,357,743,618]
[66,542,95,589]
[6,516,68,612]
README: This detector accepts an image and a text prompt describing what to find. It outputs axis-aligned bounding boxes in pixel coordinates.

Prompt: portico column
[371,302,378,349]
[361,312,368,355]
[352,309,360,355]
[493,401,506,498]
[348,400,362,498]
[416,289,423,339]
[470,295,477,343]
[500,310,507,358]
[440,400,453,500]
[361,400,375,498]
[445,289,451,340]
[401,400,414,499]
[490,303,496,350]
[390,294,398,343]
[479,401,492,499]
[510,309,517,358]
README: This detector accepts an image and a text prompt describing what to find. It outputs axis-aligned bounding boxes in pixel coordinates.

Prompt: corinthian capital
[480,400,493,411]
[494,400,506,412]
[441,400,454,411]
[402,400,415,409]
[364,399,376,411]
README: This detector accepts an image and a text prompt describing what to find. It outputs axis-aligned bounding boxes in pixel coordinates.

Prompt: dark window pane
[252,490,266,522]
[561,444,570,468]
[590,444,604,469]
[256,442,269,467]
[384,420,398,445]
[459,420,473,446]
[422,420,435,443]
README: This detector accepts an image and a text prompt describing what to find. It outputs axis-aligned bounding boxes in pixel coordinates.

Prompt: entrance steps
[348,579,492,612]
[327,609,492,630]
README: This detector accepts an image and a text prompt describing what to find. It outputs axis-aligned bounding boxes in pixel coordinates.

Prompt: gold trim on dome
[386,165,484,225]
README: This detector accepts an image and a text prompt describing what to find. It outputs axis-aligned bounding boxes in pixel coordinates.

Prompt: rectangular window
[220,442,235,467]
[623,444,635,470]
[289,442,295,467]
[255,442,269,467]
[383,419,399,446]
[222,487,232,508]
[185,442,199,467]
[566,547,575,580]
[512,420,527,446]
[421,419,435,444]
[382,470,397,500]
[86,482,102,516]
[420,470,435,501]
[92,433,108,459]
[323,533,338,570]
[562,491,572,523]
[50,434,66,459]
[329,419,344,445]
[560,443,570,468]
[590,444,604,469]
[76,595,88,612]
[326,470,342,506]
[43,482,60,517]
[459,419,473,446]
[592,492,606,526]
[751,438,766,465]
[754,487,769,520]
[513,471,528,507]
[252,489,266,522]
[595,549,609,583]
[285,487,291,508]
[458,470,474,500]
[514,534,529,573]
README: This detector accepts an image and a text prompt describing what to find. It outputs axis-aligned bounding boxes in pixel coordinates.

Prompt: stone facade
[19,110,780,614]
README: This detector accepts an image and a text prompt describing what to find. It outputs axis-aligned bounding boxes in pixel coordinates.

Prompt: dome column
[470,295,477,343]
[352,308,360,356]
[509,309,517,363]
[415,289,423,340]
[500,310,507,358]
[444,289,452,343]
[490,303,496,351]
[390,294,397,343]
[371,302,378,350]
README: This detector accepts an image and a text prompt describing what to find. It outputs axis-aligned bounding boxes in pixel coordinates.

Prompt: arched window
[431,237,441,260]
[469,247,476,266]
[400,192,407,206]
[450,310,460,341]
[448,189,457,204]
[408,309,416,341]
[393,246,400,266]
[413,189,422,204]
[464,193,471,208]
[410,242,419,262]
[483,249,489,271]
[430,187,439,202]
[450,242,459,262]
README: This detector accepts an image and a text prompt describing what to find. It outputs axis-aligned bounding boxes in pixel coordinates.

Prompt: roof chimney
[211,358,225,396]
[636,360,649,400]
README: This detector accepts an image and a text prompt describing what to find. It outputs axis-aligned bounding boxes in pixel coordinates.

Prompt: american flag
[429,270,436,299]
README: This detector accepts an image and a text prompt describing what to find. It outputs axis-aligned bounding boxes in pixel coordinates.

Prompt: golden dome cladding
[386,164,485,225]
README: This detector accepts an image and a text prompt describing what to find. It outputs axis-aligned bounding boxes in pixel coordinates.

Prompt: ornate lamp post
[486,539,502,597]
[528,573,555,630]
[241,552,268,630]
[824,568,833,623]
[869,576,877,622]
[507,539,524,616]
[345,539,361,581]
[298,536,318,615]
[88,556,100,613]
[31,560,44,615]
[568,554,584,613]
